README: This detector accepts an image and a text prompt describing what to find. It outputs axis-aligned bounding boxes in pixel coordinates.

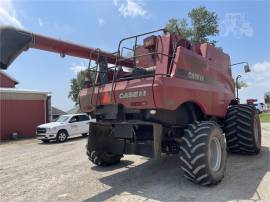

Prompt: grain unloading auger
[0,26,261,186]
[0,26,134,69]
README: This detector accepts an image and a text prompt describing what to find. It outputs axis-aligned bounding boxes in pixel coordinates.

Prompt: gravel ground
[0,123,269,202]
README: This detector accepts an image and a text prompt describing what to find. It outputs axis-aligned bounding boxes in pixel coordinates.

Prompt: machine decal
[187,71,205,82]
[119,90,147,99]
[175,68,206,82]
[174,68,221,84]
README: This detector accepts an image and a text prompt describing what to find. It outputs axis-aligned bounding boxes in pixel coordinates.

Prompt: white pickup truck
[252,103,265,114]
[36,113,95,143]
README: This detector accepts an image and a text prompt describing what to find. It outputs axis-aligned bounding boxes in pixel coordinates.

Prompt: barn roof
[52,106,67,116]
[66,105,81,114]
[0,70,19,84]
[0,87,50,95]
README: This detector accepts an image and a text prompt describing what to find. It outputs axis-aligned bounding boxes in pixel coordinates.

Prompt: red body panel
[84,35,234,118]
[85,78,155,109]
[160,46,235,116]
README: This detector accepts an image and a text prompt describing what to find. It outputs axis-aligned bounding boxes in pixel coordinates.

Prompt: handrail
[116,28,165,54]
[91,72,170,86]
[117,73,170,81]
[117,52,173,62]
[111,28,165,104]
[121,47,134,56]
[86,50,173,86]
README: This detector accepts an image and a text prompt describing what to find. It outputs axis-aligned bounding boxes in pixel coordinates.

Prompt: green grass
[260,113,270,123]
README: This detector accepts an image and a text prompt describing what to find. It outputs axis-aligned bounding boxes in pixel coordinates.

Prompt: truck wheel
[180,121,227,186]
[224,105,261,154]
[56,130,68,143]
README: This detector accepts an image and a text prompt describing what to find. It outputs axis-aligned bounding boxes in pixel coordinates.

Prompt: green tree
[236,80,248,89]
[166,6,219,45]
[69,69,96,104]
[166,18,192,39]
[68,70,94,105]
[68,70,86,104]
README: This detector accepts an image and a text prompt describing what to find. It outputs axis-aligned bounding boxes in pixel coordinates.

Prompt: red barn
[0,71,51,141]
[0,70,18,88]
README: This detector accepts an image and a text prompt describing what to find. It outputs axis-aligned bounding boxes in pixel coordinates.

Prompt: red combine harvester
[0,26,261,185]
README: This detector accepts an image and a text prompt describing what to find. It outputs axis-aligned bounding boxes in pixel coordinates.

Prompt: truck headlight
[47,127,56,132]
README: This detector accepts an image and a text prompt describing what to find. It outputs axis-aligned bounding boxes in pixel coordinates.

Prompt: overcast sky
[0,0,269,111]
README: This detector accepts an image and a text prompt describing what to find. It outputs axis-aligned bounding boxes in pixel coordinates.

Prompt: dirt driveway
[0,123,269,202]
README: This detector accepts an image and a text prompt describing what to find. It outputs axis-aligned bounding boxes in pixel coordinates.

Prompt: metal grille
[36,127,46,134]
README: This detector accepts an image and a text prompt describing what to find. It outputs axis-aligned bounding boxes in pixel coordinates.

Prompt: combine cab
[0,26,261,185]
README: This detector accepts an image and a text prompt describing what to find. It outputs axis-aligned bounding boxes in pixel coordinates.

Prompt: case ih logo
[119,90,147,99]
[187,72,205,82]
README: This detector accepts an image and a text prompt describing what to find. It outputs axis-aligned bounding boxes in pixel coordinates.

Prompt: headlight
[149,110,157,115]
[47,127,56,132]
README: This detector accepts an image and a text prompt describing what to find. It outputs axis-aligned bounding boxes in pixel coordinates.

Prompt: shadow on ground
[91,160,134,172]
[84,146,270,202]
[38,135,87,145]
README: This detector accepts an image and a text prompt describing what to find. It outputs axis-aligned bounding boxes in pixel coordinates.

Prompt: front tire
[224,105,261,154]
[87,150,122,166]
[56,130,68,143]
[86,125,123,166]
[180,121,227,186]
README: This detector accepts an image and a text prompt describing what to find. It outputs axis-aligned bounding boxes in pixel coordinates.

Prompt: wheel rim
[254,120,259,146]
[209,137,222,172]
[59,133,66,141]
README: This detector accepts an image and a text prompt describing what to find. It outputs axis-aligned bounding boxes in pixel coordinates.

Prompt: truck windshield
[55,116,70,122]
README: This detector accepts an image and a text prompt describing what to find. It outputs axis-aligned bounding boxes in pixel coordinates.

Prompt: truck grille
[37,127,46,134]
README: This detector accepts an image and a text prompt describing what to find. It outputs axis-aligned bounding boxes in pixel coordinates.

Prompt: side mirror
[244,64,251,73]
[69,119,76,123]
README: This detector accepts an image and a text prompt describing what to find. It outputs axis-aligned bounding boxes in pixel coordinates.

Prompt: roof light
[149,110,157,115]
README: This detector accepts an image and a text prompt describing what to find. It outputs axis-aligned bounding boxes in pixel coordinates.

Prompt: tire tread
[224,105,261,154]
[180,121,226,186]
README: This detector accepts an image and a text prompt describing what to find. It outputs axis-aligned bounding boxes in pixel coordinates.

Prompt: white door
[69,116,80,135]
[77,115,90,134]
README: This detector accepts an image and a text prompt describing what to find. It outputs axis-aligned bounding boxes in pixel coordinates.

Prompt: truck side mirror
[69,118,76,123]
[244,64,251,73]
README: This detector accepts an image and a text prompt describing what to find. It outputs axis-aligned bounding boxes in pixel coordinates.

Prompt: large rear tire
[224,105,261,154]
[180,121,227,186]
